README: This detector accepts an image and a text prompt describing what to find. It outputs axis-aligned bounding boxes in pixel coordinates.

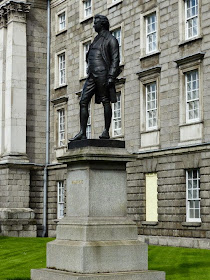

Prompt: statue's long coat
[86,30,121,104]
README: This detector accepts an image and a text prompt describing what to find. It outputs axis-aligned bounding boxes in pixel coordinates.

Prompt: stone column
[31,140,165,280]
[0,11,7,156]
[0,1,36,238]
[3,1,30,161]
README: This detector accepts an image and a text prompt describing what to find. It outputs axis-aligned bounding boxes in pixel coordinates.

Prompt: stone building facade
[0,0,210,247]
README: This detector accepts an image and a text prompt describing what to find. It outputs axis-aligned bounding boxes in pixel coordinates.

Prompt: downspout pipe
[42,0,51,237]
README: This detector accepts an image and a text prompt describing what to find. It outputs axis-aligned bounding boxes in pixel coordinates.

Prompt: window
[138,66,161,149]
[57,181,64,219]
[178,0,201,44]
[58,11,66,31]
[86,103,91,139]
[175,53,204,144]
[84,0,92,18]
[58,109,65,147]
[58,53,65,86]
[146,82,157,130]
[185,0,198,39]
[186,169,201,222]
[83,41,91,77]
[140,8,160,58]
[112,92,122,137]
[146,13,157,54]
[146,173,158,222]
[112,28,122,63]
[185,69,199,122]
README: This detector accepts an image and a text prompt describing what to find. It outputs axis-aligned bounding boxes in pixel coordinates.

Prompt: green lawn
[0,236,210,280]
[149,245,210,280]
[0,236,54,280]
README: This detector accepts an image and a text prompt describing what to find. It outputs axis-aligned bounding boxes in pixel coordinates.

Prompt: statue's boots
[70,131,87,141]
[99,101,111,139]
[99,129,110,139]
[69,104,88,141]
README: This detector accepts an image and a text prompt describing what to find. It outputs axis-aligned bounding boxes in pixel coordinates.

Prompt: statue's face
[93,18,102,33]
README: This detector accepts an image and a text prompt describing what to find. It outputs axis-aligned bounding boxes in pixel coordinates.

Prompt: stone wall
[127,145,210,240]
[26,0,47,164]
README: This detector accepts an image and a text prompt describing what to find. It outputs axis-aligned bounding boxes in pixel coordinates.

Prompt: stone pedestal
[31,140,165,280]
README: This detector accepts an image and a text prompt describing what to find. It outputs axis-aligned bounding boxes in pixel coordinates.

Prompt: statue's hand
[107,77,114,87]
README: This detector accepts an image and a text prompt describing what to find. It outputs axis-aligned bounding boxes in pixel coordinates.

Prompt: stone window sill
[179,35,203,47]
[80,15,93,24]
[141,221,158,226]
[56,29,67,36]
[182,222,201,227]
[141,128,160,134]
[179,120,203,128]
[140,51,161,61]
[108,0,123,9]
[54,84,68,91]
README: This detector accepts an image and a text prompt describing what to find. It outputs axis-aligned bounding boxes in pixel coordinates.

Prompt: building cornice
[136,66,161,79]
[174,52,205,67]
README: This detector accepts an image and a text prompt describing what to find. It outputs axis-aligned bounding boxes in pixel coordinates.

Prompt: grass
[149,245,210,280]
[0,236,54,280]
[0,237,210,280]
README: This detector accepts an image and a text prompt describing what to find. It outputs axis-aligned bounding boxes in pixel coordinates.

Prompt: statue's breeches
[80,72,110,105]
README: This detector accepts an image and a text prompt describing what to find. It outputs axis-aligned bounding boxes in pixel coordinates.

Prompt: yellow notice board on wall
[146,173,158,222]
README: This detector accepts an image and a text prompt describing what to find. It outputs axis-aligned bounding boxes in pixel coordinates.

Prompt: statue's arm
[108,37,120,82]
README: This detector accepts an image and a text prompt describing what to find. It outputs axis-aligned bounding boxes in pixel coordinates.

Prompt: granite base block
[31,268,165,280]
[47,240,148,273]
[56,217,138,241]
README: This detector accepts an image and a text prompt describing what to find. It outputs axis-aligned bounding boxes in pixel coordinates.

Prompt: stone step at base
[31,268,165,280]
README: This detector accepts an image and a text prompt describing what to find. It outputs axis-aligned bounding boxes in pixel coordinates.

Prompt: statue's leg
[70,76,95,141]
[99,98,112,139]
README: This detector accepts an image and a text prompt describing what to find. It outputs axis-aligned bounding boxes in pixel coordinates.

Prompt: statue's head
[94,14,110,32]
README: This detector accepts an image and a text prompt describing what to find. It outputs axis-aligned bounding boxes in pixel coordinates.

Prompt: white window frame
[112,92,122,137]
[185,0,199,40]
[58,108,65,147]
[185,69,199,123]
[80,0,93,22]
[86,102,92,139]
[80,38,92,79]
[178,0,201,44]
[176,54,204,144]
[112,28,122,64]
[186,169,201,222]
[111,23,124,65]
[55,50,67,89]
[56,8,67,34]
[59,53,66,86]
[178,62,203,126]
[59,11,66,31]
[57,181,65,219]
[140,7,160,58]
[146,82,157,130]
[84,0,92,18]
[138,68,160,149]
[146,13,157,54]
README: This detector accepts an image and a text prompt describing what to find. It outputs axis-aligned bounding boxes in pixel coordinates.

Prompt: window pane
[146,82,157,129]
[146,13,157,53]
[112,93,122,136]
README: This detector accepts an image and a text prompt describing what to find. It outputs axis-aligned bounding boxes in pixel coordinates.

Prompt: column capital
[0,1,30,24]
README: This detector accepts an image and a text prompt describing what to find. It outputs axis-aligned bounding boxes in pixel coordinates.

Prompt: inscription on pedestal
[72,180,83,185]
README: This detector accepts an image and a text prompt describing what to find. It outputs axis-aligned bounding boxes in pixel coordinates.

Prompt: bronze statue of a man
[71,14,120,141]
